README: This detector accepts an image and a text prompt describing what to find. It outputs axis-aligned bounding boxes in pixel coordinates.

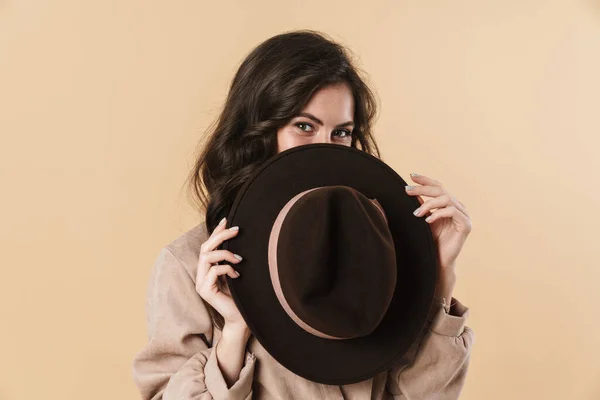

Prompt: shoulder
[157,221,210,284]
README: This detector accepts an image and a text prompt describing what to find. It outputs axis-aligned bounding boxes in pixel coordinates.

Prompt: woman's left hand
[404,173,472,302]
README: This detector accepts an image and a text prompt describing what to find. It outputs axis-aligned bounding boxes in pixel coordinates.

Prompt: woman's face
[276,82,355,154]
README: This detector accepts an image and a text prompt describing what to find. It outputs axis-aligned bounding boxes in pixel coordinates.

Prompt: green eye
[296,122,312,132]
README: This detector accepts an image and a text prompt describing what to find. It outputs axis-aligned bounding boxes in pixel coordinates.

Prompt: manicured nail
[425,215,432,222]
[234,270,241,277]
[413,207,421,216]
[234,254,243,261]
[229,226,239,231]
[405,185,414,191]
[411,173,420,177]
[219,217,226,225]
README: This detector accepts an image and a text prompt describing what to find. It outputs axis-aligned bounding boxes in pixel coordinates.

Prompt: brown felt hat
[220,143,438,385]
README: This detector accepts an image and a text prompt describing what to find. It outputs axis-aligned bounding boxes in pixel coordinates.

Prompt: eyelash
[295,122,353,138]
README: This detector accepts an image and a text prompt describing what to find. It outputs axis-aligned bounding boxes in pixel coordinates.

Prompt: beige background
[1,0,599,399]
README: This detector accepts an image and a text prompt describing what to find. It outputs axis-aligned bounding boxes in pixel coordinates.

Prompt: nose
[312,131,334,144]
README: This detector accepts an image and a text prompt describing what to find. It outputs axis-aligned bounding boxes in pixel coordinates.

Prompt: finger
[197,249,242,280]
[405,184,445,198]
[451,196,469,218]
[198,264,240,297]
[414,195,434,217]
[406,177,470,216]
[423,206,472,232]
[206,264,240,282]
[211,217,229,235]
[416,191,469,218]
[409,173,443,188]
[201,250,243,267]
[413,194,460,218]
[200,225,240,255]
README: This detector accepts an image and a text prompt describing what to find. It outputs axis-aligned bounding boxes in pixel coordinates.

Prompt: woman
[132,29,474,399]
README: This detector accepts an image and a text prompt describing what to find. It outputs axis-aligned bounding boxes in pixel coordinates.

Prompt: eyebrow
[295,112,355,128]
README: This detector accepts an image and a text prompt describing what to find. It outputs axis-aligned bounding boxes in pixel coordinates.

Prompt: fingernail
[219,217,226,225]
[234,271,241,277]
[234,254,243,261]
[405,185,414,191]
[411,173,420,177]
[413,207,421,216]
[229,226,239,231]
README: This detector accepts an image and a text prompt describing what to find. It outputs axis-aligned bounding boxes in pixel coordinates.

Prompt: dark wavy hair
[184,29,382,330]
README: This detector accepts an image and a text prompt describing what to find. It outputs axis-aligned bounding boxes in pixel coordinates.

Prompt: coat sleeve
[132,247,257,400]
[386,297,475,400]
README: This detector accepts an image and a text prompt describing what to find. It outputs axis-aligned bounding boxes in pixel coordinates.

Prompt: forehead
[301,83,354,119]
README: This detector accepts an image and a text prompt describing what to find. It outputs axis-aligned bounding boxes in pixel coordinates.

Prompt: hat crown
[270,185,397,339]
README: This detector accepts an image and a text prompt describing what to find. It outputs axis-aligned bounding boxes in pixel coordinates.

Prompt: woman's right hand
[196,217,247,331]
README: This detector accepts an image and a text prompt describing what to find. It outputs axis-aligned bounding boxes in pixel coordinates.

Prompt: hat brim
[221,143,438,385]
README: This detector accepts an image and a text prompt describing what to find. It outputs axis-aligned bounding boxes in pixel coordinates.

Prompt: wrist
[222,322,251,344]
[435,271,456,302]
[216,323,251,388]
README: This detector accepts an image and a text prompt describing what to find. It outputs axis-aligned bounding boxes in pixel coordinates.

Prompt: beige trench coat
[132,223,475,400]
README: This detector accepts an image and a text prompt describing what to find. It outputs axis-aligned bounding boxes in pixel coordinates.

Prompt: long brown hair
[184,29,382,331]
